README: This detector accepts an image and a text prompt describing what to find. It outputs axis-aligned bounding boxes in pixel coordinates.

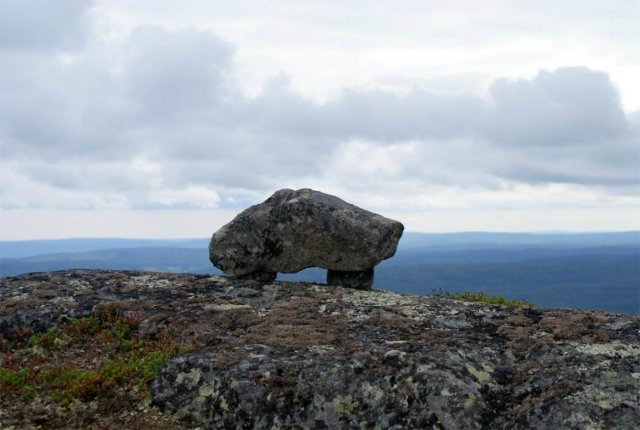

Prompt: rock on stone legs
[209,188,403,288]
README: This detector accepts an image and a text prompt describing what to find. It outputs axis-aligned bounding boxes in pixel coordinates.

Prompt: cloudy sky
[1,0,638,239]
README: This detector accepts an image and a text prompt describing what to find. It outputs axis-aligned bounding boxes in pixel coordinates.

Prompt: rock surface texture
[209,188,404,289]
[1,270,639,429]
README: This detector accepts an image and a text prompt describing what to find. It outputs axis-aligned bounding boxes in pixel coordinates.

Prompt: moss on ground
[0,314,190,428]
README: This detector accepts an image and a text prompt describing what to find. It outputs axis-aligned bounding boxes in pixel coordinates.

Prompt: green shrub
[3,315,189,405]
[0,366,37,397]
[64,316,101,336]
[29,328,61,348]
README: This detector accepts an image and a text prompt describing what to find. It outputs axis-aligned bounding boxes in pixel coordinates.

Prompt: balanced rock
[209,188,404,289]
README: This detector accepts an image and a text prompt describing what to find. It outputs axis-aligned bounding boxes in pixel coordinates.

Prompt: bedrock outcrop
[1,270,639,429]
[209,188,404,289]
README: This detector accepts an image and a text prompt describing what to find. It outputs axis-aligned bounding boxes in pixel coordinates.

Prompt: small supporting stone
[233,271,277,282]
[326,268,374,290]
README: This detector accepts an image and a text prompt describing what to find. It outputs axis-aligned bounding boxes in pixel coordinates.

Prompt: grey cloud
[1,19,637,209]
[0,25,235,160]
[247,75,485,142]
[242,68,637,188]
[477,68,638,187]
[495,135,639,187]
[0,0,93,51]
[123,27,234,116]
[311,90,483,142]
[487,67,628,146]
[252,67,634,149]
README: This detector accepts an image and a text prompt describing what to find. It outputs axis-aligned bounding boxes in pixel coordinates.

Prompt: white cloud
[94,0,640,109]
[0,0,638,237]
[149,185,220,209]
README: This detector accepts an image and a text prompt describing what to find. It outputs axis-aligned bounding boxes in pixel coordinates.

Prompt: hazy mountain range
[1,232,638,315]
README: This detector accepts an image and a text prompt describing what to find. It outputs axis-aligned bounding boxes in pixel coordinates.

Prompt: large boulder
[209,188,404,289]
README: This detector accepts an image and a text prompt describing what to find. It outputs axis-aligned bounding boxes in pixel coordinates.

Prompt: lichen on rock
[1,270,639,429]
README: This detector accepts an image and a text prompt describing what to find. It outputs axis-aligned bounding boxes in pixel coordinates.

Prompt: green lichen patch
[333,394,360,415]
[466,364,491,384]
[574,342,640,358]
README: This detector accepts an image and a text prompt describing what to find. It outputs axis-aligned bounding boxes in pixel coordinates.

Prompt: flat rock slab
[1,270,639,429]
[209,189,404,284]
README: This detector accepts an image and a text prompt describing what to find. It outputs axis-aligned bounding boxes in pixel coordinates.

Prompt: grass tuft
[436,290,532,308]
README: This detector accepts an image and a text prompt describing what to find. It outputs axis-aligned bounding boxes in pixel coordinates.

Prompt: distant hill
[397,231,640,249]
[0,247,218,276]
[1,232,638,314]
[2,232,638,259]
[0,238,209,259]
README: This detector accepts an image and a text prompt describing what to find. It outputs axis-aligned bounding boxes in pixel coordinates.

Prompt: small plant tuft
[435,290,532,308]
[0,366,37,397]
[30,328,61,348]
[63,315,101,336]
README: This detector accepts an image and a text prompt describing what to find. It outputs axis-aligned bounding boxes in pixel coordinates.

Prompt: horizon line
[1,230,638,243]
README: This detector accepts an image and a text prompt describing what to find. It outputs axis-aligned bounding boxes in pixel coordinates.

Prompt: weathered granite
[1,270,639,429]
[209,188,404,289]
